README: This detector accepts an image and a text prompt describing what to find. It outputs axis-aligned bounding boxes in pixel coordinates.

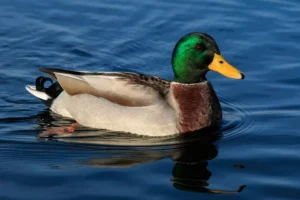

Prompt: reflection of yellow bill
[208,54,245,79]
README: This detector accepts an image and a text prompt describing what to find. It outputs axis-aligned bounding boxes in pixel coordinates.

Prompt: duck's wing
[39,68,171,107]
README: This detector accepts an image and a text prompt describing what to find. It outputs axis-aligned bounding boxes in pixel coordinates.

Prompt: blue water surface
[1,0,300,199]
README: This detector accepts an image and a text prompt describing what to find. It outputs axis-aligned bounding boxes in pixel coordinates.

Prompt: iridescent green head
[172,32,245,83]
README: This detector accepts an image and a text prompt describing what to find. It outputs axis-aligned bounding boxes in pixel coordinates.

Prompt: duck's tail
[25,76,63,107]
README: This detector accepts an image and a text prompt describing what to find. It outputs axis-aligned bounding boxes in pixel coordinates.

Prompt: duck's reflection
[170,132,246,194]
[36,110,246,194]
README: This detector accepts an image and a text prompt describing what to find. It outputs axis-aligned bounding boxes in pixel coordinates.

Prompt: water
[1,0,300,199]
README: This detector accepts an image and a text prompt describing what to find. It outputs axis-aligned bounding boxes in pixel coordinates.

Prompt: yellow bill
[208,54,245,79]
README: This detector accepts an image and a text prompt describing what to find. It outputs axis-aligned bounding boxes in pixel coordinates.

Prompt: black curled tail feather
[36,76,53,92]
[36,76,63,107]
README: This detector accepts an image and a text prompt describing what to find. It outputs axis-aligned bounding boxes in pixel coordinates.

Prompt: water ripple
[219,96,255,141]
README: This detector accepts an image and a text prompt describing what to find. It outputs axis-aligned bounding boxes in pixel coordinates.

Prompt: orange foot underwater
[39,122,80,137]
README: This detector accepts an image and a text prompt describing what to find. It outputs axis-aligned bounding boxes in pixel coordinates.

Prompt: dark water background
[1,0,300,199]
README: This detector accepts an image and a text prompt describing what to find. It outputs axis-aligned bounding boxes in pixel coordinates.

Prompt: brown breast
[170,81,222,133]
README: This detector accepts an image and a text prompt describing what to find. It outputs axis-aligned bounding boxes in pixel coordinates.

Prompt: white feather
[25,85,51,100]
[62,94,178,136]
[50,92,73,118]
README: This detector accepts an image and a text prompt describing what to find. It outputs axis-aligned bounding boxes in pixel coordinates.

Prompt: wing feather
[39,68,170,107]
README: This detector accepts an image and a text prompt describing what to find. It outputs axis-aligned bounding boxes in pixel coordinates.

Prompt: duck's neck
[173,75,207,84]
[169,81,222,133]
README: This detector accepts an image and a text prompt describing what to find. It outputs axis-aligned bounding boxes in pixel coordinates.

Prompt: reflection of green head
[172,33,221,83]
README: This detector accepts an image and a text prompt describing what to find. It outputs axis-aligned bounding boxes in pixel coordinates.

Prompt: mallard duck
[26,32,245,137]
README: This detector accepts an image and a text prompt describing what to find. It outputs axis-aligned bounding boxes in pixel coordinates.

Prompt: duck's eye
[195,44,205,52]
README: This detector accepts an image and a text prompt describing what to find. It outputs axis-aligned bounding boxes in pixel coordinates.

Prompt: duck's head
[172,32,245,83]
